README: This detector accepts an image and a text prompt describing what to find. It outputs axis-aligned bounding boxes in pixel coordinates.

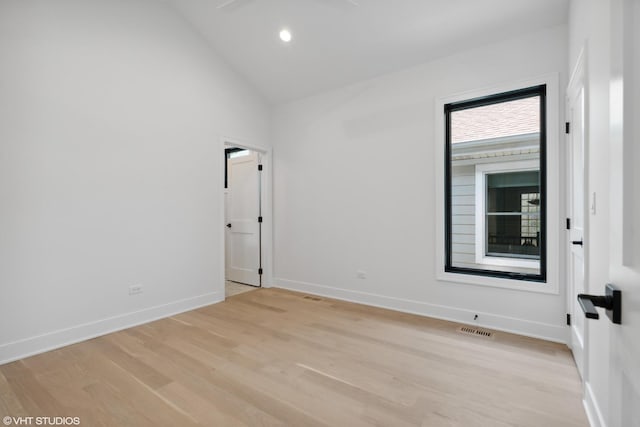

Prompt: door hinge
[566,218,571,230]
[258,164,263,171]
[258,216,263,223]
[565,122,570,134]
[258,268,263,275]
[566,313,571,326]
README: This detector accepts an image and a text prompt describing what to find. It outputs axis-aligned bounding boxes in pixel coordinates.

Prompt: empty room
[0,0,638,426]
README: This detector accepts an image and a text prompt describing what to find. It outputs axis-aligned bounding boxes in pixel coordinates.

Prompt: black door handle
[577,284,622,324]
[577,294,603,319]
[226,223,232,228]
[572,240,583,246]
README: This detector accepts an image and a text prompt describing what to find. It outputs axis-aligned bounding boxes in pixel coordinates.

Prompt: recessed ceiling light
[279,29,292,43]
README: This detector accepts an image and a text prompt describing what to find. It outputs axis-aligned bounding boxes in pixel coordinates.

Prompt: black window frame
[444,84,547,282]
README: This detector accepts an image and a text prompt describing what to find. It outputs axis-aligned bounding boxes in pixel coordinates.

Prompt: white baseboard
[275,278,567,343]
[0,291,223,365]
[584,381,607,427]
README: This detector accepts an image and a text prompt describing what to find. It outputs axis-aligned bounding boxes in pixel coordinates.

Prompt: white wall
[273,25,568,342]
[0,0,270,363]
[568,0,613,425]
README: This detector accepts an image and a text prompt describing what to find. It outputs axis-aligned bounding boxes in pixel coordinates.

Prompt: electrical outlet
[129,284,143,295]
[356,270,367,279]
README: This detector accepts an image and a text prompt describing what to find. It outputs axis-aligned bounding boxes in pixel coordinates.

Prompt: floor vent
[458,326,493,338]
[303,295,323,301]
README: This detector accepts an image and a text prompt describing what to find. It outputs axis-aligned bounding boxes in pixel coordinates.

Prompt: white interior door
[567,56,587,380]
[225,150,261,287]
[608,1,640,425]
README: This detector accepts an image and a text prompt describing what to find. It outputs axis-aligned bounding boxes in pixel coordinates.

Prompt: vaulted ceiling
[161,0,569,104]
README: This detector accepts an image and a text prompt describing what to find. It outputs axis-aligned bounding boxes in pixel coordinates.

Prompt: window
[475,161,540,269]
[488,173,540,258]
[445,85,546,282]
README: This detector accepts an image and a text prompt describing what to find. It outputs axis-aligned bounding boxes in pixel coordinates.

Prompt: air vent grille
[458,326,493,338]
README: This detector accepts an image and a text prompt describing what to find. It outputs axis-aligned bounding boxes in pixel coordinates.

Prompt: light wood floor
[225,280,258,298]
[0,288,588,426]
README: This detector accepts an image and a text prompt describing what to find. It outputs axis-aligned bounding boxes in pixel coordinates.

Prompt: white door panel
[225,151,261,287]
[608,1,640,425]
[567,55,587,380]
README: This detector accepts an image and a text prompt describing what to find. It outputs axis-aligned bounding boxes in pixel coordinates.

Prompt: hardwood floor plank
[156,381,247,426]
[1,361,66,416]
[85,359,198,426]
[91,338,172,390]
[0,371,28,418]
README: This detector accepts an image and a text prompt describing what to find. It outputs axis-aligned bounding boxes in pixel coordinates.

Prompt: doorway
[224,145,263,297]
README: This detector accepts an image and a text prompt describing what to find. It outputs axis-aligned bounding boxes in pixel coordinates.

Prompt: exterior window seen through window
[486,171,540,259]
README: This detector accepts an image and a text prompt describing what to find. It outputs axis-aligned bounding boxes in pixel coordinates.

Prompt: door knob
[572,240,583,246]
[577,283,621,324]
[226,223,232,228]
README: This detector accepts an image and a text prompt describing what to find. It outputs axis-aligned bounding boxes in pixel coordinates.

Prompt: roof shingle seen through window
[451,96,540,144]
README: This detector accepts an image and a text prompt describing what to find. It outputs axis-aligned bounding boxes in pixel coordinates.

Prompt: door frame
[219,136,273,296]
[565,46,590,384]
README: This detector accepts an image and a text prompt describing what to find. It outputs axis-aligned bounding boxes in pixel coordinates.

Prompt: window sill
[437,269,559,295]
[475,255,540,270]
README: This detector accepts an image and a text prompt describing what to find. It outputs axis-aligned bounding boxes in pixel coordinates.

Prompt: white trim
[220,135,269,155]
[435,73,561,295]
[0,291,223,366]
[219,138,228,295]
[433,270,558,294]
[453,152,540,167]
[584,381,607,427]
[452,132,540,158]
[219,136,274,291]
[275,278,567,343]
[474,160,541,269]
